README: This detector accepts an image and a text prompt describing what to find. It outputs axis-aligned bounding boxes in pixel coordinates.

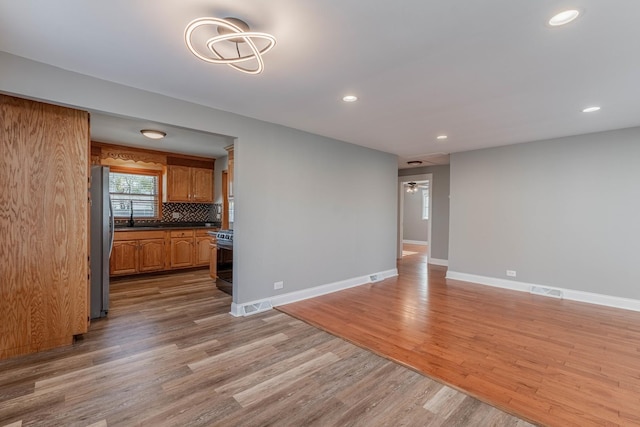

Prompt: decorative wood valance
[93,142,166,165]
[91,142,216,168]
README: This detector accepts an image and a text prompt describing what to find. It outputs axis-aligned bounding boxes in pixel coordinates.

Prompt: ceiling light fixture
[140,129,166,140]
[406,182,418,194]
[343,95,358,102]
[184,17,276,75]
[548,10,580,26]
[407,160,423,166]
[436,135,448,140]
[582,106,601,113]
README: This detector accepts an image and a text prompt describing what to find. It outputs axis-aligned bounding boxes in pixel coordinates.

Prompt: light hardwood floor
[279,244,640,426]
[0,269,532,426]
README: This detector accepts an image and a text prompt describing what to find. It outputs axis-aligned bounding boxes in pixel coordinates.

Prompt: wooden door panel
[195,236,211,266]
[170,238,194,268]
[110,241,138,275]
[0,95,88,359]
[138,239,165,272]
[166,165,191,202]
[191,168,213,202]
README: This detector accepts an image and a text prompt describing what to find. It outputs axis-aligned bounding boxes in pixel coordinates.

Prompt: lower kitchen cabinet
[170,230,195,268]
[195,230,212,266]
[112,228,214,276]
[110,231,166,276]
[138,239,166,272]
[110,241,139,275]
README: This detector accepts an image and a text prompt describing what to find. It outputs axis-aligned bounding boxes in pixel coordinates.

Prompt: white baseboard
[403,240,428,245]
[229,268,399,317]
[446,271,640,313]
[428,258,448,267]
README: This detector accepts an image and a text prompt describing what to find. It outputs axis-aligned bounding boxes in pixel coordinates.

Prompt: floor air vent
[530,286,563,299]
[240,301,273,316]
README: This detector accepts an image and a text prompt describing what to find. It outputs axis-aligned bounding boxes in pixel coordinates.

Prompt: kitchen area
[0,93,240,361]
[90,129,236,320]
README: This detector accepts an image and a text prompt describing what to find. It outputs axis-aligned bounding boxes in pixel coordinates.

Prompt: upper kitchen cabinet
[0,94,89,360]
[164,157,214,203]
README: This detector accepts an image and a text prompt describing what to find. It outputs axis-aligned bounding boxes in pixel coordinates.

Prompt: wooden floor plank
[0,265,532,426]
[279,244,640,426]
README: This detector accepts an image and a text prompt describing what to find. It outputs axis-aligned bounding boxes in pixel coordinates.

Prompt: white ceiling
[1,1,639,167]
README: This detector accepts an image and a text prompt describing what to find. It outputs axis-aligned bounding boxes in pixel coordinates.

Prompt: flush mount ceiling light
[407,160,423,166]
[342,95,358,102]
[140,129,166,140]
[184,17,276,75]
[436,135,448,140]
[582,106,601,113]
[548,9,580,26]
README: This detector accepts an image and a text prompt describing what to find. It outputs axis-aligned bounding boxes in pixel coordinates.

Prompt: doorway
[398,174,432,260]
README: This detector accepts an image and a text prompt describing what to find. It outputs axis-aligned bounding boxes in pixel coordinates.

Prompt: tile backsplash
[161,202,214,223]
[114,202,220,226]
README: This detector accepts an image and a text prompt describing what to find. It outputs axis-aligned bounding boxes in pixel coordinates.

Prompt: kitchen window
[109,167,162,219]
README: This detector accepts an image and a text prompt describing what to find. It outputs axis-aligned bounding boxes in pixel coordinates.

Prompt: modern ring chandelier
[184,17,276,75]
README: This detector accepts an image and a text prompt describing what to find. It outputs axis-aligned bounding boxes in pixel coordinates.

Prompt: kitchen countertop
[114,223,219,232]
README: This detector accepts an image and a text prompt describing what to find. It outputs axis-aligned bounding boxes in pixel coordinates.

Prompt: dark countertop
[114,223,219,232]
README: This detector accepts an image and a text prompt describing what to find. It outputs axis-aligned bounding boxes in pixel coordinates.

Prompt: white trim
[229,268,399,317]
[428,258,449,266]
[403,239,428,245]
[446,271,640,313]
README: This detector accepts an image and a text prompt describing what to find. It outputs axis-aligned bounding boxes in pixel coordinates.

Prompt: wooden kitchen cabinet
[110,241,139,275]
[192,168,214,202]
[110,231,166,276]
[111,228,213,276]
[195,230,212,266]
[165,165,191,202]
[138,239,166,272]
[165,165,213,203]
[170,230,195,268]
[0,95,89,360]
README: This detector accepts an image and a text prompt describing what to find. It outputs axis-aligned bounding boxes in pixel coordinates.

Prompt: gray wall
[0,52,398,305]
[236,126,398,302]
[449,126,640,300]
[399,165,450,260]
[403,186,428,241]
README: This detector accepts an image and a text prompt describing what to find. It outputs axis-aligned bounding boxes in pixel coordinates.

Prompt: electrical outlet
[274,281,284,290]
[506,270,517,277]
[172,212,181,219]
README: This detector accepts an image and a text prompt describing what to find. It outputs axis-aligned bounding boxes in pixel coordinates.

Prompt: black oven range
[215,229,233,295]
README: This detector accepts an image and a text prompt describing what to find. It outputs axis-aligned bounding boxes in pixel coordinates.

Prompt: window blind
[109,171,160,218]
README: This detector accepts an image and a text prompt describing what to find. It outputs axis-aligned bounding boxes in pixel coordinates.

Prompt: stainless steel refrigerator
[90,165,114,319]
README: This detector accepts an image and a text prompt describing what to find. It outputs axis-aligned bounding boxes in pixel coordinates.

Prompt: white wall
[0,52,398,307]
[449,126,640,300]
[402,185,428,242]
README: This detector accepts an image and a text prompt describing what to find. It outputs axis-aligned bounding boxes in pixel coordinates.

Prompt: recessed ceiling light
[549,9,580,26]
[582,106,601,113]
[140,129,167,139]
[342,95,358,102]
[436,135,448,140]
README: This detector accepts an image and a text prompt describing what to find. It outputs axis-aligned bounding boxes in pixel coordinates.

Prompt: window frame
[109,166,163,220]
[422,189,429,220]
